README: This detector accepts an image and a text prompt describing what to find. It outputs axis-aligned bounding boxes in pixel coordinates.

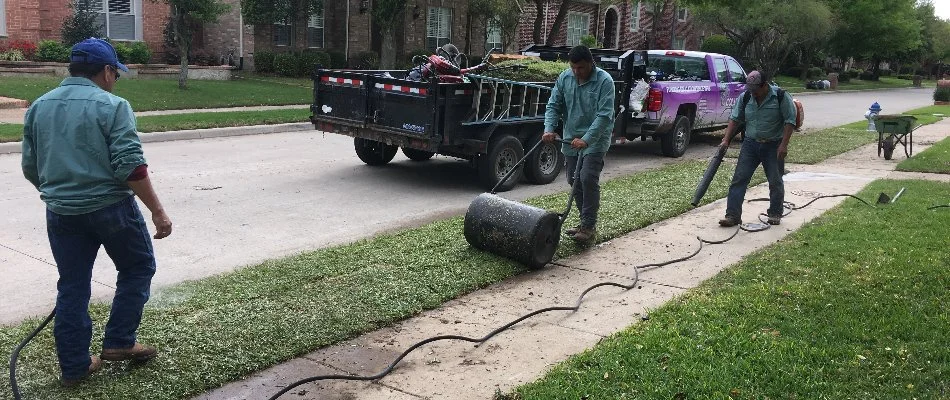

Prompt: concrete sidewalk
[191,121,948,399]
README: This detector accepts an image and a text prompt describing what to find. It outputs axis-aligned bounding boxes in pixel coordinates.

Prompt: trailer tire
[478,134,524,192]
[661,115,692,157]
[354,138,398,166]
[402,147,435,161]
[524,134,564,185]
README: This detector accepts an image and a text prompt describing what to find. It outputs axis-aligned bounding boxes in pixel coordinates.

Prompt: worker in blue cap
[21,38,172,387]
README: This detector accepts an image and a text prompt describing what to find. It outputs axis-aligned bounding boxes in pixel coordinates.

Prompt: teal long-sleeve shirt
[730,85,797,141]
[22,77,145,215]
[544,67,616,156]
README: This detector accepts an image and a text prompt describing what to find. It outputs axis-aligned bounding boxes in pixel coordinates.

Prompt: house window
[630,1,640,32]
[0,0,6,37]
[673,37,685,50]
[486,18,501,51]
[307,5,324,48]
[83,0,142,40]
[427,7,452,50]
[566,12,590,47]
[677,7,688,22]
[273,19,291,46]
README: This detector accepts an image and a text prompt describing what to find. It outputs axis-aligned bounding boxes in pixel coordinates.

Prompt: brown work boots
[100,342,158,362]
[61,355,102,387]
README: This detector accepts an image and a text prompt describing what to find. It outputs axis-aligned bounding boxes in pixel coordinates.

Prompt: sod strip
[725,127,877,165]
[0,160,763,400]
[0,109,309,143]
[896,135,950,174]
[510,179,950,399]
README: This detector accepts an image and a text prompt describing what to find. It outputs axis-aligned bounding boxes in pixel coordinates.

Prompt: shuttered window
[630,1,640,32]
[566,12,590,47]
[307,4,324,48]
[426,7,452,50]
[677,8,688,22]
[82,0,139,40]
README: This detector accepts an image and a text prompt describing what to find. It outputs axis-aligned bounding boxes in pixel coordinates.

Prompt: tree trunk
[546,1,570,45]
[465,12,473,55]
[532,0,545,45]
[380,28,396,69]
[173,7,189,90]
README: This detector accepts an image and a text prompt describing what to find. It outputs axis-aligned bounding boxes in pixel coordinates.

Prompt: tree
[828,0,921,75]
[61,0,104,47]
[370,0,409,69]
[166,0,230,89]
[691,0,833,79]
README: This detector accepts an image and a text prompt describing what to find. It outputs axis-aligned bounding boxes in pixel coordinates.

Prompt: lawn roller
[464,138,582,269]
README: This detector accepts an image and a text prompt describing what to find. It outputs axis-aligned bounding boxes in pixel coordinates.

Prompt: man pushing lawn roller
[542,45,616,244]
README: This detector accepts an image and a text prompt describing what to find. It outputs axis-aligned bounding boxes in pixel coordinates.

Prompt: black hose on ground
[9,309,55,400]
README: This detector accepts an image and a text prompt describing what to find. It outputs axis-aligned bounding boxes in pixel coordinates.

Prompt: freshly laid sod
[0,123,21,143]
[509,179,950,399]
[0,160,764,400]
[896,135,950,174]
[0,109,310,143]
[0,77,311,111]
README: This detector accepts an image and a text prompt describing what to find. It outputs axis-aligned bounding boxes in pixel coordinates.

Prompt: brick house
[0,0,168,57]
[250,0,497,66]
[517,0,698,51]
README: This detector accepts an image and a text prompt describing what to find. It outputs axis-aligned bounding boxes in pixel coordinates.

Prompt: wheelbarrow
[875,114,920,160]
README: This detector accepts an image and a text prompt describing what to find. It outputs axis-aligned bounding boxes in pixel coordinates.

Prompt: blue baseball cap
[70,38,129,72]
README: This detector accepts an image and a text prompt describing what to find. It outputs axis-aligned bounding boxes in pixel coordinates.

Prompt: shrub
[806,66,824,80]
[782,66,804,78]
[848,69,862,79]
[0,40,38,60]
[580,35,599,49]
[837,72,851,83]
[112,42,132,64]
[879,69,892,76]
[934,86,950,102]
[327,50,347,69]
[899,66,914,75]
[0,49,26,61]
[298,50,330,76]
[36,40,70,62]
[274,52,299,76]
[61,0,104,47]
[699,34,736,56]
[489,59,566,82]
[897,74,913,80]
[189,48,216,66]
[254,51,276,73]
[354,51,379,70]
[127,41,152,64]
[859,70,878,81]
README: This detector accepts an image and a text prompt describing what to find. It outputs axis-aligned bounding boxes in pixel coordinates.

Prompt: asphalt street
[0,86,935,325]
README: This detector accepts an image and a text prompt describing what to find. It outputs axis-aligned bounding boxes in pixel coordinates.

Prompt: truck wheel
[661,115,692,158]
[478,135,524,192]
[524,134,564,185]
[354,137,397,166]
[402,147,435,161]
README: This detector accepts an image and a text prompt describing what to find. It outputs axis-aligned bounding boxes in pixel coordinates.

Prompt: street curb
[0,122,314,155]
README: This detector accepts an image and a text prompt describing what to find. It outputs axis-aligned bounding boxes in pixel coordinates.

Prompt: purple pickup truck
[622,50,749,157]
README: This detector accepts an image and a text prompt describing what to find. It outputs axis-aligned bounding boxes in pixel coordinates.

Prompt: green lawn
[0,160,764,400]
[775,75,930,94]
[724,127,877,164]
[0,109,310,143]
[0,77,312,112]
[509,179,950,399]
[0,123,21,143]
[896,135,950,174]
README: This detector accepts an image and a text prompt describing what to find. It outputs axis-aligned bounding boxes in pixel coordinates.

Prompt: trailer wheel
[661,115,692,157]
[354,138,398,166]
[524,134,564,185]
[478,135,524,192]
[402,147,435,161]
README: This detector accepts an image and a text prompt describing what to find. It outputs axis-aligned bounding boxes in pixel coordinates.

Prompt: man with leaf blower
[718,70,797,227]
[542,45,616,244]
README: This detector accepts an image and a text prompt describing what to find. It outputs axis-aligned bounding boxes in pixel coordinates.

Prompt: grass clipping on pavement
[509,179,950,399]
[0,160,760,400]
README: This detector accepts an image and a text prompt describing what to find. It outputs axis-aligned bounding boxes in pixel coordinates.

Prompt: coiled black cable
[9,310,55,400]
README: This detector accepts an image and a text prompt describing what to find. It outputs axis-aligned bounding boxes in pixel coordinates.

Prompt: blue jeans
[725,139,785,219]
[566,152,606,229]
[46,195,156,380]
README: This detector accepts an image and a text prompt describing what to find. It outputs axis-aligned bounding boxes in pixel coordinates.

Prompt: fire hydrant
[865,102,882,131]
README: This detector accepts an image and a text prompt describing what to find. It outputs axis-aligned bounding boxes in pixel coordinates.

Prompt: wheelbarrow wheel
[882,135,895,160]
